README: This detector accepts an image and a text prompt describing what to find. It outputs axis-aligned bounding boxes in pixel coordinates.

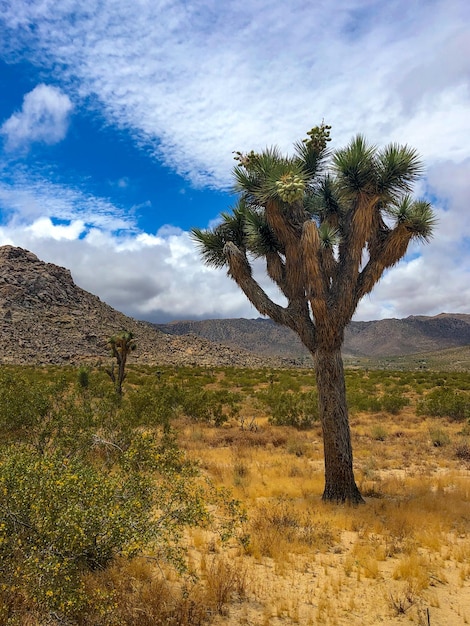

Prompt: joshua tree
[106,331,136,397]
[192,124,436,504]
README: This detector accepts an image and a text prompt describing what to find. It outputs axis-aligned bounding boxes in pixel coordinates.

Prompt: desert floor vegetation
[0,363,469,624]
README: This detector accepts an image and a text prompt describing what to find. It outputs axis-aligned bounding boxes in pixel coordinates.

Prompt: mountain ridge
[155,313,470,361]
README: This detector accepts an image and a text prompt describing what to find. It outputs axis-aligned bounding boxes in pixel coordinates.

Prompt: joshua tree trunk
[314,346,364,504]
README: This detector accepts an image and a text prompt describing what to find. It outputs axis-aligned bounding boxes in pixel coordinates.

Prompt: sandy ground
[208,522,470,625]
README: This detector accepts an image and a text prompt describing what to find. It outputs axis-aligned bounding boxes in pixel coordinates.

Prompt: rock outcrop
[0,246,282,367]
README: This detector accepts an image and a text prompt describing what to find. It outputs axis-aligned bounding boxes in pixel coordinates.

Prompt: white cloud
[1,1,469,185]
[26,217,86,240]
[355,249,470,321]
[1,84,73,151]
[0,167,134,231]
[0,220,255,322]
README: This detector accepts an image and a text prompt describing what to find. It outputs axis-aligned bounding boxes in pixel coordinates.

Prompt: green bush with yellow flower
[0,366,245,624]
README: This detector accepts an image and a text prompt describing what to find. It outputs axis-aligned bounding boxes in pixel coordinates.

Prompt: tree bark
[314,346,364,504]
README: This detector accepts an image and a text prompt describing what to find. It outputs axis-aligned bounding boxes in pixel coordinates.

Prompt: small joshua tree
[106,331,136,396]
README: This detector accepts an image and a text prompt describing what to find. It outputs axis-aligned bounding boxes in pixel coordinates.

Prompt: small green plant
[180,388,241,426]
[381,393,410,414]
[77,365,90,389]
[429,428,451,447]
[123,381,182,427]
[371,424,388,441]
[347,388,382,413]
[0,368,53,432]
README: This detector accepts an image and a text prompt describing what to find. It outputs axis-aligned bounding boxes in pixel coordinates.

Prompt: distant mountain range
[0,245,469,368]
[155,313,470,361]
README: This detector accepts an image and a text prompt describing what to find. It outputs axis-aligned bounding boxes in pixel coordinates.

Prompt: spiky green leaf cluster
[318,223,340,249]
[390,196,436,241]
[191,227,228,268]
[244,209,280,257]
[307,175,342,222]
[191,203,249,268]
[233,147,310,205]
[333,135,377,196]
[333,136,424,202]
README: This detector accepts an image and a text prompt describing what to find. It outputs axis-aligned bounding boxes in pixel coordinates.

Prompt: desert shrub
[122,382,183,427]
[179,389,241,426]
[392,373,413,388]
[210,427,288,449]
[220,367,276,392]
[417,388,470,421]
[202,555,247,615]
[86,559,211,626]
[429,427,451,447]
[77,366,90,389]
[84,376,241,430]
[0,369,102,456]
[371,424,388,441]
[258,388,318,429]
[0,428,244,624]
[248,498,337,559]
[0,368,58,432]
[347,387,409,415]
[0,448,155,619]
[272,371,303,393]
[380,392,410,414]
[286,434,308,456]
[454,442,470,462]
[347,389,382,413]
[388,586,418,616]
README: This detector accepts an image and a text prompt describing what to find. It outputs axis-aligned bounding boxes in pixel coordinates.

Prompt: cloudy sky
[0,0,469,323]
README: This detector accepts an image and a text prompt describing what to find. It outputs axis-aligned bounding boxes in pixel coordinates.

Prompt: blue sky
[0,0,469,323]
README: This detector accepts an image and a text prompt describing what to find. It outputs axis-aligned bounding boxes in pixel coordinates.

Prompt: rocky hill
[156,313,470,360]
[0,246,281,367]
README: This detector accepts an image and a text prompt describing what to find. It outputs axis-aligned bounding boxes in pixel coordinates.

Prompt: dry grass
[175,395,470,626]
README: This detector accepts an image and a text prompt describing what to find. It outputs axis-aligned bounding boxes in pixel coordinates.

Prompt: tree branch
[225,242,294,328]
[355,224,412,305]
